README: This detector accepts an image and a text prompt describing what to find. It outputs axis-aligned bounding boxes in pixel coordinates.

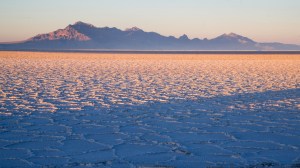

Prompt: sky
[0,0,300,44]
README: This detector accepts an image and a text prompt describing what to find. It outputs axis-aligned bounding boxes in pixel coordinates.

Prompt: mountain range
[1,21,300,51]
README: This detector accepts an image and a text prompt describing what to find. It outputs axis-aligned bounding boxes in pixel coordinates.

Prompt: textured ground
[0,52,299,167]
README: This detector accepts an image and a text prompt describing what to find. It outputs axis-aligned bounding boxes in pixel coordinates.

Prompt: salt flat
[0,51,299,167]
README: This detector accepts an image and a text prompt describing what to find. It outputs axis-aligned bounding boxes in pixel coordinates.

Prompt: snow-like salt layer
[0,52,299,167]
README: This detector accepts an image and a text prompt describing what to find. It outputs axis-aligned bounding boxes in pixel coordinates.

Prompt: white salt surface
[0,52,299,167]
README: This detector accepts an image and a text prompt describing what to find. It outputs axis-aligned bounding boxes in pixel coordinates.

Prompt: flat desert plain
[0,51,299,167]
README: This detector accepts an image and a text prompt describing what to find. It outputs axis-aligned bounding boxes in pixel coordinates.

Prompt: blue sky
[1,0,300,44]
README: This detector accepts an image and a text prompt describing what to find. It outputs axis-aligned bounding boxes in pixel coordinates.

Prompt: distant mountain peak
[72,21,95,28]
[226,32,239,37]
[179,34,189,40]
[219,33,242,38]
[28,25,91,41]
[125,27,143,32]
[215,32,255,44]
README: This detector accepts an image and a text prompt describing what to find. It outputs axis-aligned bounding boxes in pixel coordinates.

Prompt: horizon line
[1,49,300,54]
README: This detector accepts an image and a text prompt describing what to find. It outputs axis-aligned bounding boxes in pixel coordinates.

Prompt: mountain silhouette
[1,21,299,51]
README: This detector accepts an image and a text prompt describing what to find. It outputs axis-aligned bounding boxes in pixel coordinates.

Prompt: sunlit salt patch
[98,102,111,108]
[67,107,82,111]
[80,101,95,107]
[36,107,57,113]
[28,92,38,98]
[130,99,149,104]
[0,93,7,99]
[35,101,58,113]
[0,112,12,116]
[7,96,19,101]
